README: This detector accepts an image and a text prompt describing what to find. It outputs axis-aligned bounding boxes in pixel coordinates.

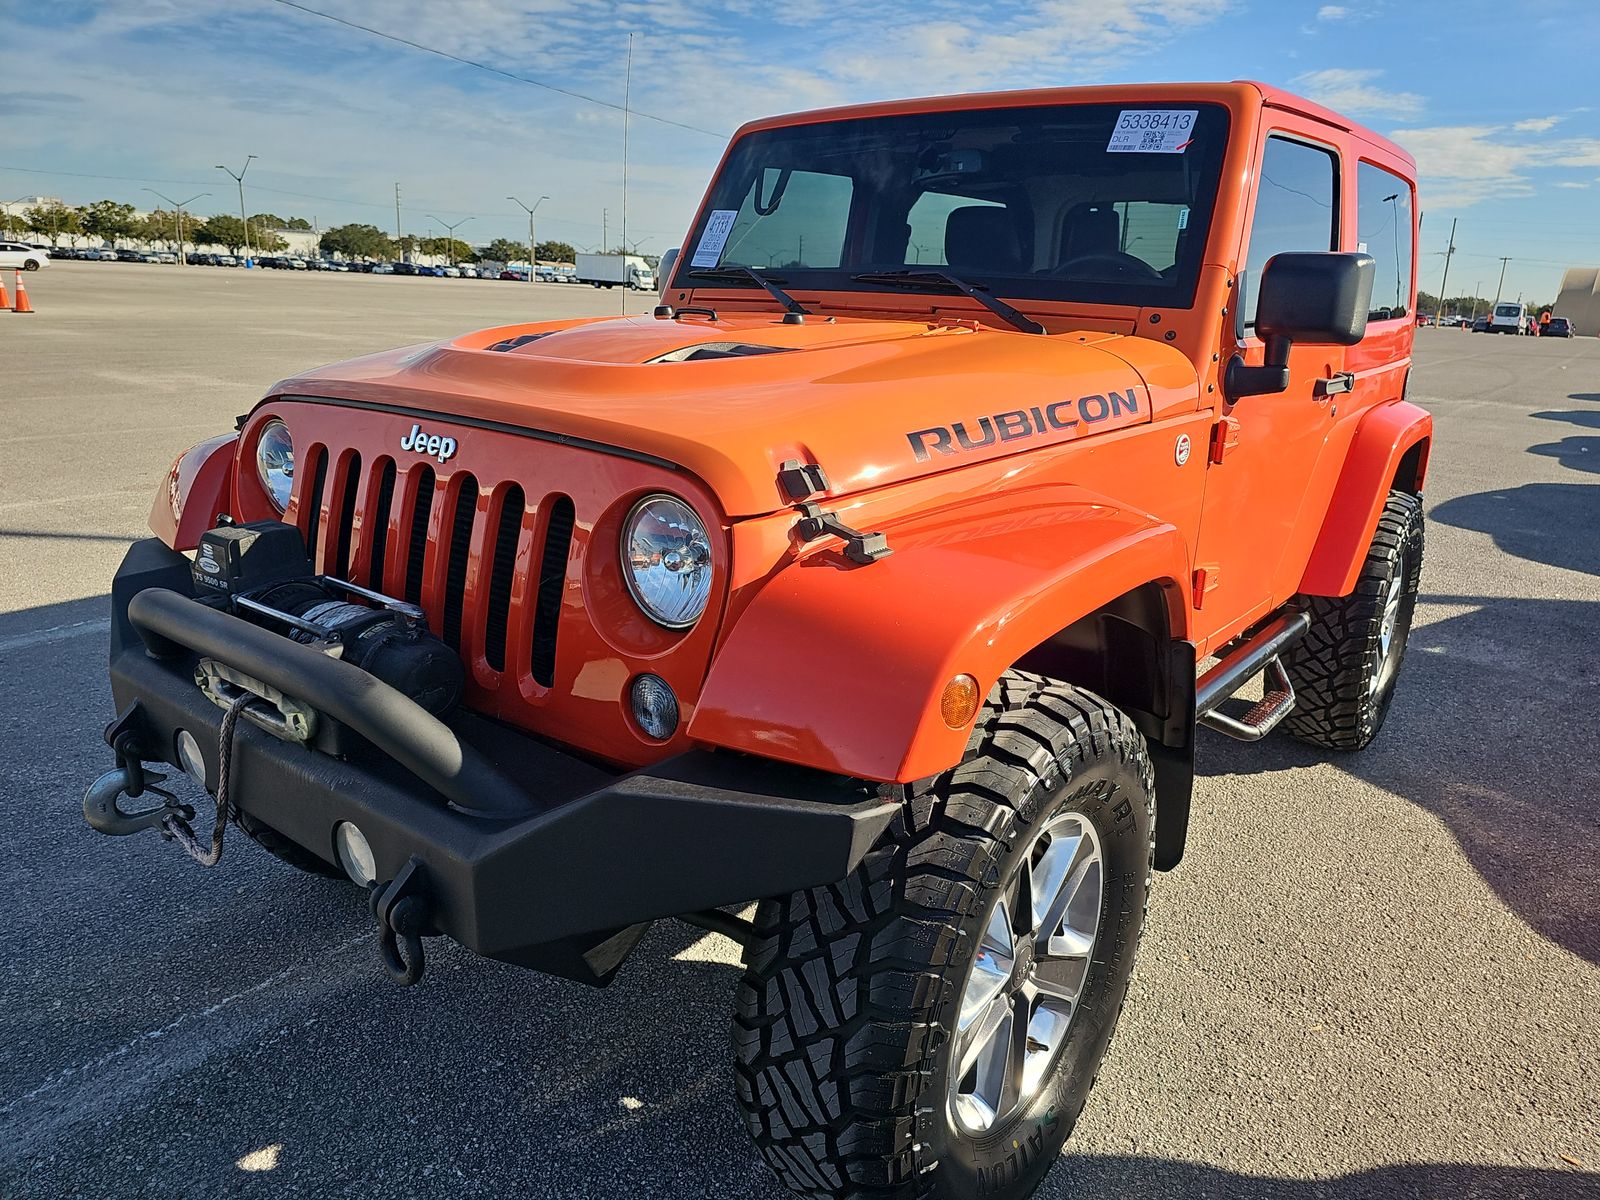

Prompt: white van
[1490,301,1526,334]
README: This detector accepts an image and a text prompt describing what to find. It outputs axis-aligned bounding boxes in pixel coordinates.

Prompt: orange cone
[0,271,10,310]
[12,271,33,314]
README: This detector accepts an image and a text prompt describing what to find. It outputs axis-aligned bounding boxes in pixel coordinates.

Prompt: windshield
[684,102,1230,309]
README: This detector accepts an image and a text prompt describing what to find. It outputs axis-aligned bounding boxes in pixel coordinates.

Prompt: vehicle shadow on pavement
[1047,1157,1598,1199]
[1203,591,1600,967]
[1527,436,1600,474]
[1430,481,1600,576]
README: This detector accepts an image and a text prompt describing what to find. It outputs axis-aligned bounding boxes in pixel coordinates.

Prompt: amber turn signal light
[940,674,980,729]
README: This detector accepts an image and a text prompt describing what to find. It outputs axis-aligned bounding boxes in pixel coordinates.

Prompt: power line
[262,0,727,139]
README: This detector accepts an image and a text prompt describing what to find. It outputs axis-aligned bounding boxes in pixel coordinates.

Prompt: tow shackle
[369,857,434,987]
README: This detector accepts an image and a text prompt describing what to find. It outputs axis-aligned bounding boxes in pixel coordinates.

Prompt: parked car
[215,254,239,267]
[499,267,529,281]
[1471,316,1490,332]
[391,261,418,276]
[152,251,178,265]
[372,262,395,274]
[51,246,80,260]
[325,260,350,272]
[114,248,143,262]
[0,241,49,270]
[287,257,309,271]
[1544,316,1573,338]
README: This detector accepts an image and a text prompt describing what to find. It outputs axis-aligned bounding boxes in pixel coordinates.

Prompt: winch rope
[162,693,251,867]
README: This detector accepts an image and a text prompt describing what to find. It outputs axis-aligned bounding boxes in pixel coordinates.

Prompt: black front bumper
[104,538,897,983]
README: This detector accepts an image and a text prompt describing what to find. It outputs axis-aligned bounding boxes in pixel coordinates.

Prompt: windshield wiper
[686,267,809,317]
[850,270,1044,335]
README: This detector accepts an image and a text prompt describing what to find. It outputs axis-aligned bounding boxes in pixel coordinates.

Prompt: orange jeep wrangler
[87,81,1429,1200]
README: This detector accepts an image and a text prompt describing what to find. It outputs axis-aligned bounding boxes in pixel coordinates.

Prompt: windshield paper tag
[690,210,739,267]
[1107,110,1198,154]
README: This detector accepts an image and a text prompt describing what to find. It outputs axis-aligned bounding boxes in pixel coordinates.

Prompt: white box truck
[576,253,655,290]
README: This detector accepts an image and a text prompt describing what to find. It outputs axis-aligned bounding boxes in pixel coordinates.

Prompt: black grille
[531,495,574,687]
[405,467,435,604]
[332,451,361,580]
[441,475,479,650]
[367,458,396,590]
[302,445,328,561]
[482,485,524,672]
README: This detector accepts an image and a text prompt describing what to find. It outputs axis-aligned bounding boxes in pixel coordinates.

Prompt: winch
[190,519,464,720]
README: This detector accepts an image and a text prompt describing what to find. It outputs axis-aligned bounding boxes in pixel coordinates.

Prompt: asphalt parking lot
[2,264,1597,1199]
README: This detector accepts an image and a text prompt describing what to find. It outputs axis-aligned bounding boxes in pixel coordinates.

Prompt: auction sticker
[1107,110,1198,154]
[690,209,739,267]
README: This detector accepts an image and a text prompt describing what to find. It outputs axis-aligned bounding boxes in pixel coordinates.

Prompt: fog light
[175,729,206,787]
[333,821,377,886]
[630,674,679,740]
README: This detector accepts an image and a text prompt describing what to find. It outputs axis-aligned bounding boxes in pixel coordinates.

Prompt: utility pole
[215,155,257,263]
[394,183,403,259]
[143,188,208,267]
[508,195,549,283]
[602,208,609,254]
[621,30,633,314]
[1469,281,1483,322]
[1493,256,1511,308]
[1433,217,1456,319]
[427,215,472,266]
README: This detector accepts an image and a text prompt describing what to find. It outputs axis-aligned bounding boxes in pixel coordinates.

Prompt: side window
[1241,136,1339,329]
[905,192,1004,266]
[717,168,853,270]
[1356,162,1413,320]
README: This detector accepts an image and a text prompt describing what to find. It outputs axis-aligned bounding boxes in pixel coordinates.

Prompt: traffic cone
[0,271,10,310]
[12,271,33,314]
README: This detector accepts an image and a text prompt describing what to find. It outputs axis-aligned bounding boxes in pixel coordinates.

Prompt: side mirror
[657,247,680,293]
[1226,252,1375,400]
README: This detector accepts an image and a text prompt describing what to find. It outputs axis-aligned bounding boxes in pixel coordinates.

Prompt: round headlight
[621,495,714,628]
[255,418,294,512]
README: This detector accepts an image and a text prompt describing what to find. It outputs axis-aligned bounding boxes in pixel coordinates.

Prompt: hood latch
[779,459,892,565]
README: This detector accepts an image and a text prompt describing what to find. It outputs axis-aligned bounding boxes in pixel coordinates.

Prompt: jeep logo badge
[400,423,458,463]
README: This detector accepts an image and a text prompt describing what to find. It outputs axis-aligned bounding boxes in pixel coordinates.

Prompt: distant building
[1555,267,1600,337]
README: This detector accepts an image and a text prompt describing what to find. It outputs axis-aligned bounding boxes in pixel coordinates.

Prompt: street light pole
[508,195,549,283]
[215,155,257,263]
[427,215,472,266]
[1493,256,1512,308]
[144,188,209,266]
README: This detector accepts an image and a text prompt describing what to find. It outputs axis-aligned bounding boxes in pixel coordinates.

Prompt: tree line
[7,200,577,263]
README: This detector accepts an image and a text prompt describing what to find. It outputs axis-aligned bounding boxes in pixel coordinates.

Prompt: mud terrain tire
[236,810,343,878]
[732,673,1154,1200]
[1284,490,1423,750]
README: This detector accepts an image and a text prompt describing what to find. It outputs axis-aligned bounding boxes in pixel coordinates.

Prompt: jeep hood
[268,313,1199,518]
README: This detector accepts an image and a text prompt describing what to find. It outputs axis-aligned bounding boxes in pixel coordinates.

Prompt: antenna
[621,31,633,314]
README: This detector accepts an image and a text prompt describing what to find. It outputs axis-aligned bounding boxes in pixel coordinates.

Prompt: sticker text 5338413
[1107,110,1198,154]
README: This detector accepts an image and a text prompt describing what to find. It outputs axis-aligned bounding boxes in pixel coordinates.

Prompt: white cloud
[1390,123,1600,208]
[1293,69,1425,119]
[1513,115,1563,133]
[1552,181,1590,189]
[1317,5,1350,18]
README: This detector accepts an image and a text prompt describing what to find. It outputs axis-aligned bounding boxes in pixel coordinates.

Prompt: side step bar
[1196,610,1310,741]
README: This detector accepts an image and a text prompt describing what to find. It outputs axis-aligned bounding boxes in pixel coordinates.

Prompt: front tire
[733,674,1155,1200]
[24,259,40,271]
[1283,490,1423,750]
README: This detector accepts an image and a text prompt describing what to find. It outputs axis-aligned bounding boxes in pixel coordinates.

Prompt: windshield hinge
[794,502,892,565]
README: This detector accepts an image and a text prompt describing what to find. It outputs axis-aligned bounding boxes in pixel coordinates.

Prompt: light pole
[144,188,208,266]
[1382,193,1403,314]
[427,215,472,266]
[507,195,549,283]
[1493,256,1511,308]
[2,196,30,240]
[215,155,257,263]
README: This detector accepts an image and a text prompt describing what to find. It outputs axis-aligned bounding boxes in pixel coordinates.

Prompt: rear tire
[1283,490,1423,750]
[733,673,1155,1200]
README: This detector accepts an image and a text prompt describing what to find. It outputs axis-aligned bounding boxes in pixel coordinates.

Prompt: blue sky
[4,0,1597,301]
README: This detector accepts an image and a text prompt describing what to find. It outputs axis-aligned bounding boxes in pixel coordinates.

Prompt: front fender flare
[689,487,1192,783]
[1299,401,1432,597]
[148,434,238,551]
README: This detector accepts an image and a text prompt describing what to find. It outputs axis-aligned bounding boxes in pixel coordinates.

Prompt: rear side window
[1357,162,1413,320]
[1241,136,1339,329]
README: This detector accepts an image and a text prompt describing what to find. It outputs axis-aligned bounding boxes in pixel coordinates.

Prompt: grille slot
[301,445,328,562]
[483,485,524,672]
[405,467,436,604]
[332,451,361,580]
[441,475,479,650]
[531,495,574,687]
[367,458,396,590]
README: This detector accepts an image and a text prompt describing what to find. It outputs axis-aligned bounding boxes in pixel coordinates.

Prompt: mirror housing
[657,247,680,293]
[1226,252,1375,400]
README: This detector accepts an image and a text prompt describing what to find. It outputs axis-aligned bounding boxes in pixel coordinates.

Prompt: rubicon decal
[400,423,459,463]
[907,387,1143,462]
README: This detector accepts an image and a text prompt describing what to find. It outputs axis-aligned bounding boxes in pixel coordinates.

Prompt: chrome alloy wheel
[948,811,1104,1136]
[1372,552,1409,693]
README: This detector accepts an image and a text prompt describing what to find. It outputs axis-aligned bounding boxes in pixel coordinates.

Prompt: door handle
[1315,371,1354,397]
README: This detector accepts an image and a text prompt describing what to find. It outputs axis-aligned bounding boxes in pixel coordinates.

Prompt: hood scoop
[648,342,795,364]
